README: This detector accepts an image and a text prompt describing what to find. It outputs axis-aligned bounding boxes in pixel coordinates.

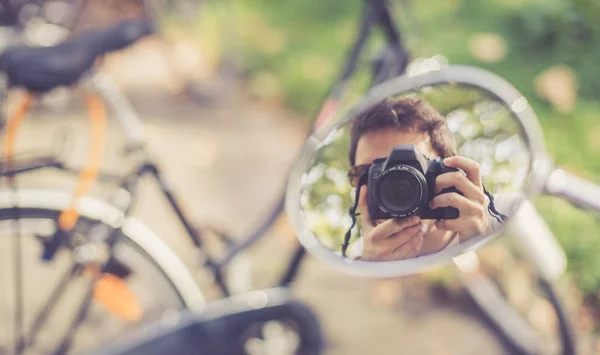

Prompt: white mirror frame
[285,65,554,278]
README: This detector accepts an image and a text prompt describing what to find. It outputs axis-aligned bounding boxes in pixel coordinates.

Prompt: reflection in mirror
[299,83,529,262]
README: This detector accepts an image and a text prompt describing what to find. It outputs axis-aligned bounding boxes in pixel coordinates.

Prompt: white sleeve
[346,237,364,259]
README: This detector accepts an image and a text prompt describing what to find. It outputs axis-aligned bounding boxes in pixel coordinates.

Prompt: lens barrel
[376,165,426,216]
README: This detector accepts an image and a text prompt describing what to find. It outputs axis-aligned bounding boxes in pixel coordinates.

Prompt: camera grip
[434,186,461,219]
[440,186,461,195]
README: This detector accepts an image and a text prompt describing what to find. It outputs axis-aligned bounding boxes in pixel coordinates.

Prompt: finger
[374,219,387,226]
[369,216,421,242]
[434,172,485,204]
[435,219,455,232]
[403,246,421,260]
[358,186,375,229]
[379,223,422,249]
[384,232,424,260]
[430,192,480,216]
[443,156,482,188]
[368,224,422,260]
[435,219,483,235]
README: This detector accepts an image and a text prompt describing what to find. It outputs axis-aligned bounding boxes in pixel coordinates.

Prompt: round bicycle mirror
[286,65,550,277]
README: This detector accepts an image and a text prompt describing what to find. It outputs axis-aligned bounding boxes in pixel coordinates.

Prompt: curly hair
[349,96,457,165]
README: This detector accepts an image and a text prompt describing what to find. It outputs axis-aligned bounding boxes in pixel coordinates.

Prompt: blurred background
[2,0,600,354]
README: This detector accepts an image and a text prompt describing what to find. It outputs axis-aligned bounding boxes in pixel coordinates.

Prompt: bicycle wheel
[0,200,192,355]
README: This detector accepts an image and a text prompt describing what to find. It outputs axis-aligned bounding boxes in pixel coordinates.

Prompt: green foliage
[233,0,368,115]
[506,0,600,99]
[510,0,588,48]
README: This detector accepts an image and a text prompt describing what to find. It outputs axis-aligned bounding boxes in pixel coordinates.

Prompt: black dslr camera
[367,145,461,220]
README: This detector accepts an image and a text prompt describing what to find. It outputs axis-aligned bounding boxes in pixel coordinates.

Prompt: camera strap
[342,175,367,257]
[484,186,508,224]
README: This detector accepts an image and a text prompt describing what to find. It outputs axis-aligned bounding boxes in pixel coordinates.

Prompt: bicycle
[0,1,567,354]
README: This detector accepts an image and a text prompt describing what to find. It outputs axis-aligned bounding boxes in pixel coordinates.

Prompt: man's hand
[431,156,488,241]
[358,186,424,261]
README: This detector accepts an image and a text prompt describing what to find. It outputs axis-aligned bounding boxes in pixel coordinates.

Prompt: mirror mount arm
[545,169,600,212]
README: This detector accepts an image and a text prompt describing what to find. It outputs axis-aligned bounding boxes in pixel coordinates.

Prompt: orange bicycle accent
[2,94,33,162]
[93,273,143,323]
[58,93,107,231]
[83,264,144,322]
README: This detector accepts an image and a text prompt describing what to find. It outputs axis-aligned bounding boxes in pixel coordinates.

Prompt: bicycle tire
[0,188,206,354]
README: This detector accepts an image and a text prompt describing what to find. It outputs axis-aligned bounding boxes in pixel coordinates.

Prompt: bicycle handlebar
[546,169,600,213]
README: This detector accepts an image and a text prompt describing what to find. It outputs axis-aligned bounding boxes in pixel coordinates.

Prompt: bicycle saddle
[0,18,154,92]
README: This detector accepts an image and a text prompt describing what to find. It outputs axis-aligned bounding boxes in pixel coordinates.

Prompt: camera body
[367,145,460,220]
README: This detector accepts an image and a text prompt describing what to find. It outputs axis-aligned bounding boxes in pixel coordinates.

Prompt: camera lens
[377,170,422,214]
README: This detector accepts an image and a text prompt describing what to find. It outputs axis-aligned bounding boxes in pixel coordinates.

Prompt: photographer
[346,97,491,261]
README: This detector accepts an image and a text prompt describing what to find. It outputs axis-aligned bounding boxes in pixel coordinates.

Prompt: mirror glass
[296,82,530,262]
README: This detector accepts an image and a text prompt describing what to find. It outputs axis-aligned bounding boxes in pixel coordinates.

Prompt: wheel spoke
[53,255,121,355]
[52,270,98,355]
[11,195,24,355]
[16,264,80,353]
